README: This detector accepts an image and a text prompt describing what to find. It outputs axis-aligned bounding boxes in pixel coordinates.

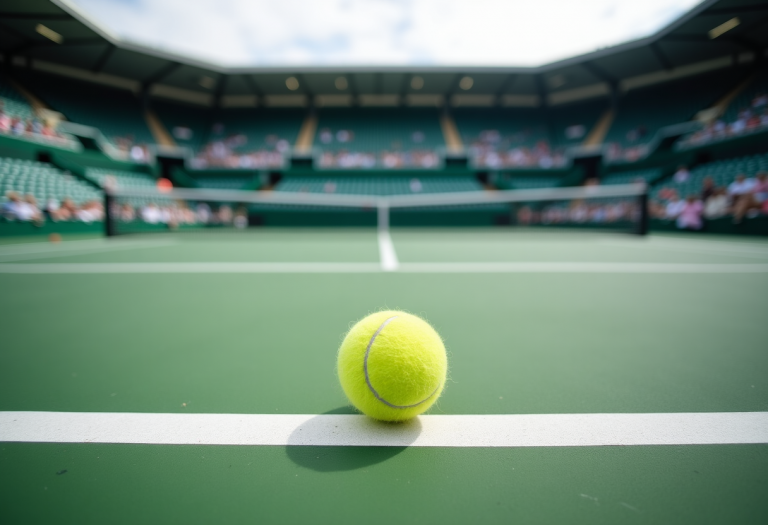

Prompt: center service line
[1,412,766,447]
[378,230,400,271]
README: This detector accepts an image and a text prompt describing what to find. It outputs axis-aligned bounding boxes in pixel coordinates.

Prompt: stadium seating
[193,177,255,190]
[151,100,211,153]
[0,74,35,120]
[314,108,443,169]
[549,100,607,149]
[605,69,741,161]
[275,175,482,195]
[679,68,768,148]
[601,168,662,185]
[23,73,154,150]
[190,108,304,169]
[720,68,768,125]
[316,108,443,151]
[0,156,101,206]
[84,167,156,189]
[213,108,303,151]
[453,108,549,150]
[652,153,768,201]
[452,108,565,168]
[496,175,562,190]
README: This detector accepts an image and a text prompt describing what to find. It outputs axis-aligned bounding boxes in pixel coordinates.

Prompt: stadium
[0,0,767,523]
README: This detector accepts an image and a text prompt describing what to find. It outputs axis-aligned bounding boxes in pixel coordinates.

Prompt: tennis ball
[337,310,447,422]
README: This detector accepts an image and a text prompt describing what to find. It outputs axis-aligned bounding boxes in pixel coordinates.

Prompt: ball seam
[363,315,440,409]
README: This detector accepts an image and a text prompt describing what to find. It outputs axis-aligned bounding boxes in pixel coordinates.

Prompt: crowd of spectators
[317,150,439,169]
[191,130,290,169]
[651,169,768,229]
[112,201,248,229]
[111,135,150,163]
[315,127,440,169]
[1,190,103,225]
[515,178,638,226]
[0,104,74,148]
[683,92,768,147]
[469,130,566,169]
[516,199,638,226]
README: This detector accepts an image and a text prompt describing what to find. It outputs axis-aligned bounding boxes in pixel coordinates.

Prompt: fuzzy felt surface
[337,310,447,422]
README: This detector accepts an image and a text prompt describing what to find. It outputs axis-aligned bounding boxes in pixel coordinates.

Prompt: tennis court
[1,229,767,524]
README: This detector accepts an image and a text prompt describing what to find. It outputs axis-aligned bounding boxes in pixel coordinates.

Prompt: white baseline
[1,262,768,274]
[1,412,766,447]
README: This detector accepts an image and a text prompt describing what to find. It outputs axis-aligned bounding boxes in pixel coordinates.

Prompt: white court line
[0,262,382,273]
[398,262,768,273]
[1,411,766,447]
[378,230,400,271]
[1,262,768,274]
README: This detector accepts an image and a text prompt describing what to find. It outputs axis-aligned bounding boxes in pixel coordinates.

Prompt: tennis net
[104,183,648,235]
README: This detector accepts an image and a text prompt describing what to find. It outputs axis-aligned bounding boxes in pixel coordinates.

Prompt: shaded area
[285,445,409,473]
[285,407,421,472]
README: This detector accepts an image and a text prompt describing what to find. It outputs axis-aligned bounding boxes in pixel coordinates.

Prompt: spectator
[673,165,690,183]
[20,194,44,225]
[728,174,757,223]
[701,176,716,201]
[119,203,135,222]
[753,172,768,206]
[732,171,768,223]
[677,195,703,230]
[728,174,756,198]
[44,197,60,220]
[704,188,729,219]
[56,198,77,221]
[665,194,686,219]
[1,191,21,219]
[140,203,161,224]
[0,109,10,132]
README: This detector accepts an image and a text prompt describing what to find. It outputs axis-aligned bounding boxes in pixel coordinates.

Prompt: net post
[636,186,649,236]
[377,201,390,231]
[104,190,116,237]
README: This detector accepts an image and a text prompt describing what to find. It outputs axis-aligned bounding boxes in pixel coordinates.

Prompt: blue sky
[66,0,704,68]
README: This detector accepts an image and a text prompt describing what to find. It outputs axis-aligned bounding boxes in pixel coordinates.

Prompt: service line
[1,412,766,447]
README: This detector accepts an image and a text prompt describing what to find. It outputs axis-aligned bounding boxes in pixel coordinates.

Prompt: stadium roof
[1,0,767,107]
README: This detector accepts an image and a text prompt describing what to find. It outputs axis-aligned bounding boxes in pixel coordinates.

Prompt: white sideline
[378,230,400,271]
[1,412,766,447]
[1,262,767,274]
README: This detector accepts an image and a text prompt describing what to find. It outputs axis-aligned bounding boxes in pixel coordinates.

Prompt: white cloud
[69,0,704,67]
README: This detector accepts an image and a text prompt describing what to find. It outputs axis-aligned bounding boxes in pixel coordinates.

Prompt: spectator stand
[604,68,745,163]
[0,72,80,152]
[17,71,154,162]
[190,108,304,170]
[649,152,768,235]
[678,67,768,151]
[312,108,445,170]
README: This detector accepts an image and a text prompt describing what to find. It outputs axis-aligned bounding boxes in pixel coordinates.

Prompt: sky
[67,0,705,68]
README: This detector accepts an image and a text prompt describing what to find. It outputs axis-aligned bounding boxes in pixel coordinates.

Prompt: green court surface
[1,229,767,524]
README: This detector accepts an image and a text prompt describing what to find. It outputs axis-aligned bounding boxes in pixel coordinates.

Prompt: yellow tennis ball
[337,310,447,422]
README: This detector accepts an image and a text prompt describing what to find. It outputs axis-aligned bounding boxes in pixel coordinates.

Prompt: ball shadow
[284,406,422,472]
